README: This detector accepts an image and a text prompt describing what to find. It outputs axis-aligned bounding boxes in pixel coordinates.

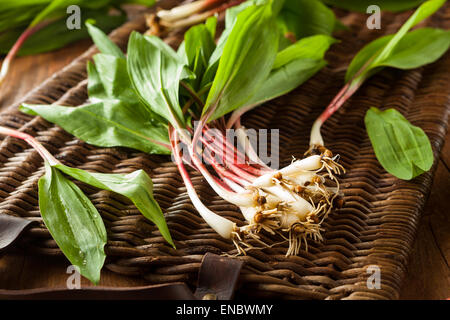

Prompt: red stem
[200,136,255,183]
[212,174,234,192]
[171,124,247,191]
[234,118,272,172]
[202,125,267,177]
[146,137,172,150]
[317,82,361,124]
[0,126,59,165]
[170,127,195,190]
[203,0,228,10]
[1,20,53,83]
[203,150,248,187]
[210,0,245,13]
[203,124,248,166]
[185,123,262,187]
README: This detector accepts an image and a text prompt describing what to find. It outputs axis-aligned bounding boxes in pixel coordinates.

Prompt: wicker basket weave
[0,0,449,299]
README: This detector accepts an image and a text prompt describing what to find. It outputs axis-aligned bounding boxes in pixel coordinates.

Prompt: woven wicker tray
[0,1,449,300]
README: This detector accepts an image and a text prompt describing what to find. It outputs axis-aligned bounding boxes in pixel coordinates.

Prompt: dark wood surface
[0,31,448,300]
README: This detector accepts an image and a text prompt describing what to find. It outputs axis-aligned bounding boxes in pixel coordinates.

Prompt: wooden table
[0,35,448,300]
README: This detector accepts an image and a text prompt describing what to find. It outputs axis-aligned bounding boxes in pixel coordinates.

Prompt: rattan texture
[0,1,449,300]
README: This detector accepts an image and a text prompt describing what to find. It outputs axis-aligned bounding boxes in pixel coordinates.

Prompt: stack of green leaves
[24,0,336,147]
[17,0,450,281]
[39,161,174,284]
[0,0,156,89]
[20,0,338,280]
[348,0,450,180]
[0,123,173,285]
[0,0,155,55]
[310,0,450,180]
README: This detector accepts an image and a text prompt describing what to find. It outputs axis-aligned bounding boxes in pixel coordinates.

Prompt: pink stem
[210,0,245,13]
[212,174,234,192]
[226,104,252,129]
[0,126,59,165]
[199,134,256,182]
[203,124,248,166]
[171,125,250,198]
[144,137,171,150]
[234,118,272,171]
[203,150,248,187]
[0,21,53,84]
[183,124,247,189]
[203,122,269,176]
[317,83,350,124]
[169,126,192,185]
[171,126,236,240]
[191,139,245,188]
[171,127,237,197]
[190,123,263,186]
[203,125,267,176]
[205,149,254,184]
[310,81,362,146]
[234,162,265,176]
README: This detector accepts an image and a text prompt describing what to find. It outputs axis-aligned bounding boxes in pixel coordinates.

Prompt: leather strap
[0,227,243,300]
[194,252,244,300]
[0,214,35,253]
[0,254,243,300]
[0,283,196,300]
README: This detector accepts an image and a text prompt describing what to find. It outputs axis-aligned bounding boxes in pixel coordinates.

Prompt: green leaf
[346,0,448,83]
[272,34,336,69]
[29,0,124,27]
[277,0,338,48]
[0,6,47,33]
[184,22,216,70]
[222,0,338,49]
[204,2,279,120]
[20,101,170,154]
[86,21,125,59]
[181,17,217,91]
[375,28,450,70]
[89,53,134,101]
[201,1,271,91]
[0,0,52,11]
[203,0,264,84]
[204,16,217,39]
[321,0,426,12]
[344,35,391,82]
[246,59,327,109]
[245,34,336,107]
[30,0,71,27]
[86,60,108,100]
[202,27,232,86]
[0,0,156,55]
[20,54,170,154]
[368,0,446,64]
[127,32,191,127]
[365,107,433,180]
[0,10,126,56]
[54,164,175,248]
[38,162,107,284]
[224,0,269,27]
[0,1,113,33]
